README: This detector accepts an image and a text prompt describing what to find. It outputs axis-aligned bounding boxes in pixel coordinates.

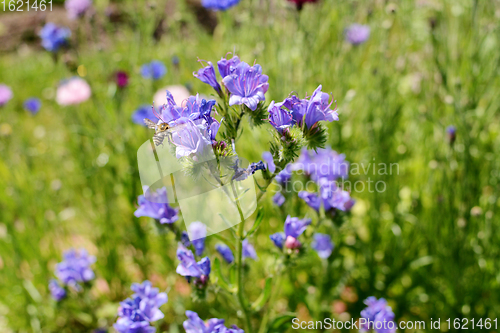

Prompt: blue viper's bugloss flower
[0,84,13,106]
[292,147,349,182]
[284,215,311,239]
[49,279,66,301]
[131,280,168,308]
[23,98,41,114]
[217,55,241,78]
[170,118,212,159]
[222,61,269,111]
[303,85,339,129]
[298,191,322,211]
[275,164,292,184]
[270,232,285,249]
[360,297,396,333]
[114,281,167,333]
[201,0,241,11]
[262,151,276,173]
[268,101,295,134]
[55,248,96,286]
[39,23,71,52]
[345,24,370,45]
[65,0,92,20]
[183,311,225,333]
[446,125,456,144]
[188,222,207,256]
[319,179,355,212]
[176,245,211,279]
[216,244,234,263]
[134,187,179,224]
[311,233,334,259]
[272,192,285,206]
[193,61,221,94]
[132,105,158,126]
[160,92,216,125]
[242,239,258,260]
[181,231,191,248]
[141,60,167,80]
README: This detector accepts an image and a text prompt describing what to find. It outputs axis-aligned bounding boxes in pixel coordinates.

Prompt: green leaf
[250,277,272,311]
[246,208,264,237]
[213,258,231,291]
[267,313,296,332]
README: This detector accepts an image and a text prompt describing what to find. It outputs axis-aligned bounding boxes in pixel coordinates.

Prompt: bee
[144,105,173,146]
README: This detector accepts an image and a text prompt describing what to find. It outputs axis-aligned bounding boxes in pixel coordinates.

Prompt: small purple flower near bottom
[176,245,211,286]
[262,151,276,173]
[360,297,396,333]
[270,233,285,249]
[311,233,334,259]
[134,187,179,224]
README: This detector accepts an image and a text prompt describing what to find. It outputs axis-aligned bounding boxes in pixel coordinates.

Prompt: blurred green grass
[1,0,500,332]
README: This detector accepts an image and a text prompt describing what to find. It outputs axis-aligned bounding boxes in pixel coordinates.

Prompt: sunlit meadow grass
[0,0,499,332]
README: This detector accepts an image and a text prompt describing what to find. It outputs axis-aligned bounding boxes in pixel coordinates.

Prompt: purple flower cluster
[49,248,96,301]
[216,244,234,264]
[176,244,211,286]
[39,23,71,52]
[114,281,167,333]
[270,216,311,251]
[154,91,220,158]
[268,85,338,132]
[201,0,241,11]
[292,147,349,181]
[299,179,355,213]
[194,55,269,111]
[183,311,244,333]
[134,187,179,224]
[141,61,166,80]
[360,297,396,333]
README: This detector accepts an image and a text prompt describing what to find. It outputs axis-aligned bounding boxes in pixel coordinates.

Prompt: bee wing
[153,131,169,146]
[144,118,157,129]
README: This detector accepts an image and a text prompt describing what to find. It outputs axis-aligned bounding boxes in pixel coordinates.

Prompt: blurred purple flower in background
[242,239,258,260]
[275,164,292,184]
[23,97,41,114]
[55,248,96,286]
[39,23,71,52]
[183,311,225,333]
[141,60,167,80]
[293,147,349,182]
[216,244,234,264]
[269,232,285,249]
[345,24,370,45]
[311,233,334,259]
[114,281,167,333]
[223,62,269,111]
[272,192,285,206]
[131,105,158,126]
[298,191,321,211]
[49,279,66,301]
[134,187,179,224]
[446,125,456,145]
[360,297,396,333]
[0,84,13,106]
[283,215,311,250]
[188,222,207,256]
[65,0,92,20]
[194,61,221,94]
[319,179,355,212]
[262,151,276,173]
[201,0,241,11]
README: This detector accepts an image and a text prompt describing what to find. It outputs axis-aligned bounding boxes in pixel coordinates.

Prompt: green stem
[232,181,253,333]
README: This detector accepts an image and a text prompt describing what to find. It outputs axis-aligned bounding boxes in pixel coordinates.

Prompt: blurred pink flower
[153,85,190,108]
[56,77,91,106]
[65,0,92,20]
[0,84,13,106]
